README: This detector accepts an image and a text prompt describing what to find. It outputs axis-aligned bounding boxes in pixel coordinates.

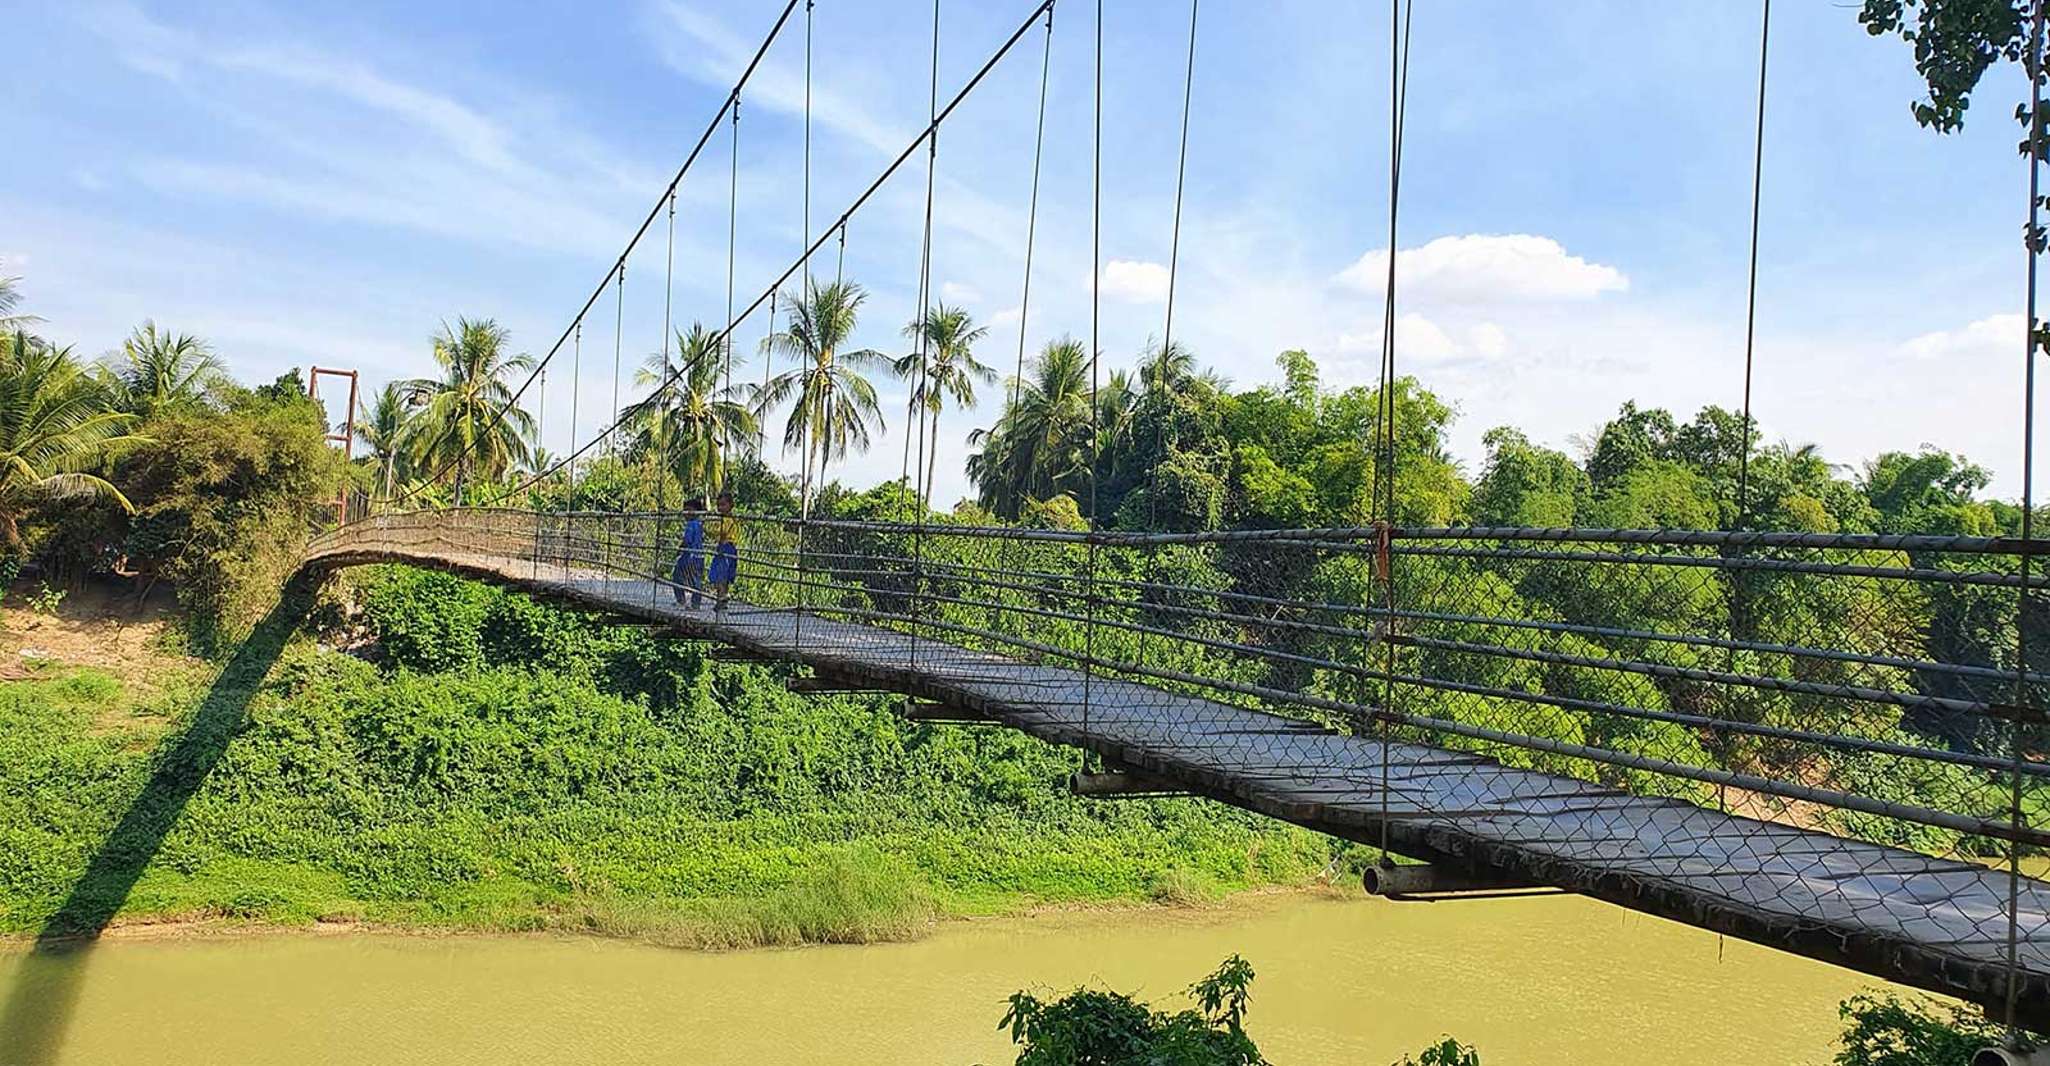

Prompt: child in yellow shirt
[706,490,741,611]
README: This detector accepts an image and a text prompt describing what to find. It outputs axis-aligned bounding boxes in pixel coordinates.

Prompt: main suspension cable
[387,0,800,509]
[484,0,1054,505]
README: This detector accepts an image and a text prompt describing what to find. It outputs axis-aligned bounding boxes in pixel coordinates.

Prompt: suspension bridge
[303,509,2050,1027]
[304,0,2050,1042]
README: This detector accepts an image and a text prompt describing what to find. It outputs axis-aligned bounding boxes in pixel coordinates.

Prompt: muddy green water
[0,892,1886,1065]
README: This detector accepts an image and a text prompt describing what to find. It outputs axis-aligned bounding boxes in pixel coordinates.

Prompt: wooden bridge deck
[304,539,2050,1025]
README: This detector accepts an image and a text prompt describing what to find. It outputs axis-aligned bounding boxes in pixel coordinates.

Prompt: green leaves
[1832,991,2004,1066]
[1000,956,1267,1066]
[1859,0,2031,134]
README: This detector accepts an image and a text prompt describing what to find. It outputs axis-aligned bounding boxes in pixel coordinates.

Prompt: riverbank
[0,881,1348,950]
[0,567,1342,947]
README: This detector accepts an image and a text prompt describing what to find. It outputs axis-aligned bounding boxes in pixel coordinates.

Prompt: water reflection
[0,944,93,1066]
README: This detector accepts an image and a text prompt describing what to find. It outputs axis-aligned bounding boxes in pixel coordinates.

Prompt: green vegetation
[398,317,537,498]
[756,279,891,515]
[0,564,1330,940]
[997,956,1487,1066]
[896,301,998,507]
[622,323,756,505]
[1000,955,1265,1066]
[1831,992,2008,1065]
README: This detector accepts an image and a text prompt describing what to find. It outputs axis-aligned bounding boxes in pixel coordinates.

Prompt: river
[0,890,1885,1065]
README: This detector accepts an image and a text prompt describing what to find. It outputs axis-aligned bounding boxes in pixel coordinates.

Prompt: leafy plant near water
[997,956,1485,1066]
[1831,992,2007,1066]
[1000,955,1265,1066]
[1390,1040,1481,1066]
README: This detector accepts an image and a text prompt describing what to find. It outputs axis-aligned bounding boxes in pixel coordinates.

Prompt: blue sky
[4,0,2042,505]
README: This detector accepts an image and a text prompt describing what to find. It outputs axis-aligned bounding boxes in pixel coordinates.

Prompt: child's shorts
[709,543,739,585]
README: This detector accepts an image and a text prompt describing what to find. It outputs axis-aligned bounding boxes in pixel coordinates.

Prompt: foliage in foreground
[997,956,1482,1066]
[1832,991,2008,1066]
[1001,956,1265,1066]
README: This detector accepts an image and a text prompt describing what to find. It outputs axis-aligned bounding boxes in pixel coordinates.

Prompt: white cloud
[1469,321,1509,358]
[1334,233,1628,304]
[1900,313,2025,362]
[1098,259,1170,304]
[940,281,982,305]
[1336,313,1517,369]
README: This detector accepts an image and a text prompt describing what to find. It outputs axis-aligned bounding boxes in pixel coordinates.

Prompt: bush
[1001,955,1262,1066]
[118,374,346,653]
[0,568,1330,937]
[1832,992,2006,1066]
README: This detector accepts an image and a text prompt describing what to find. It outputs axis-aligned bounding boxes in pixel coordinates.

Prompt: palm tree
[756,280,888,515]
[1095,368,1138,466]
[893,303,995,508]
[0,331,146,552]
[1138,338,1199,395]
[104,322,224,417]
[0,271,39,332]
[354,382,412,501]
[966,337,1092,517]
[400,318,536,501]
[623,323,756,501]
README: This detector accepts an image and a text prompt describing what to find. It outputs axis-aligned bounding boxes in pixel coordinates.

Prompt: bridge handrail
[314,505,2050,556]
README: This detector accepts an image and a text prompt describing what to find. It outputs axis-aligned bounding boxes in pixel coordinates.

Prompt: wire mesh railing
[308,510,2050,858]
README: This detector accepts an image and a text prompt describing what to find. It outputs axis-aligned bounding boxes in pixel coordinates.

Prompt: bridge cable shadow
[0,582,310,1066]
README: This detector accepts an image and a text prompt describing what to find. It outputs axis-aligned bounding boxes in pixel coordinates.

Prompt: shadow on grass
[0,583,309,1065]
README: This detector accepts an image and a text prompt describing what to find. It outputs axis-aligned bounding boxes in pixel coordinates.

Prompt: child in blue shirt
[671,496,706,608]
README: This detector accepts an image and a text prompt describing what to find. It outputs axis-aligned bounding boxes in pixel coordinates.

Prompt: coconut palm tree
[104,322,224,418]
[966,337,1092,517]
[524,447,559,478]
[400,318,536,501]
[623,323,756,501]
[756,280,888,515]
[0,271,38,332]
[1138,338,1199,395]
[1095,368,1138,466]
[353,382,412,501]
[893,303,995,508]
[0,331,146,553]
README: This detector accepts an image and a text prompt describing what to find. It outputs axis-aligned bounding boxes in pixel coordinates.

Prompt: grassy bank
[0,567,1339,947]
